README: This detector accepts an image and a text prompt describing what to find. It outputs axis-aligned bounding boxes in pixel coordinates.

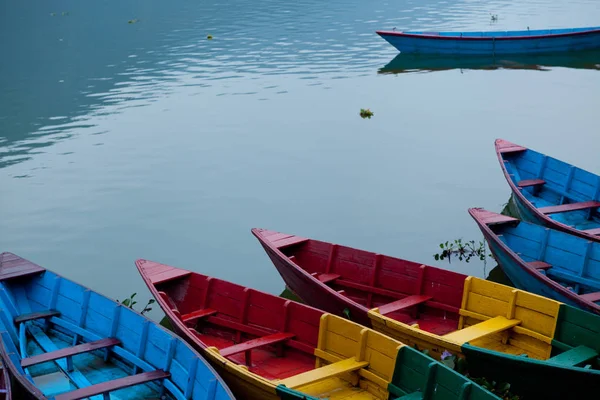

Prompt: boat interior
[0,263,208,400]
[488,217,600,302]
[403,27,600,38]
[500,143,600,233]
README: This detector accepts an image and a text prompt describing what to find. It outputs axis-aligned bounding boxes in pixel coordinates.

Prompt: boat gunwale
[467,208,600,314]
[376,28,600,41]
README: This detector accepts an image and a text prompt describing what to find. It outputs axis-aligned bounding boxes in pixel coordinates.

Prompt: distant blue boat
[0,252,235,400]
[469,208,600,316]
[376,26,600,55]
[495,139,600,242]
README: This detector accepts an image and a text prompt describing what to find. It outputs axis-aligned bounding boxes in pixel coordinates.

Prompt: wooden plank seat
[527,261,552,271]
[315,273,341,284]
[220,332,295,365]
[580,292,600,303]
[442,316,521,344]
[376,295,433,316]
[21,337,120,368]
[14,309,60,325]
[279,358,369,389]
[547,345,598,367]
[53,369,170,400]
[582,227,600,236]
[181,309,217,324]
[538,201,600,215]
[518,179,546,188]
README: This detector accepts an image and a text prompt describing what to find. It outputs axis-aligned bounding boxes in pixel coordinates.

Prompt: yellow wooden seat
[442,316,521,344]
[278,357,369,389]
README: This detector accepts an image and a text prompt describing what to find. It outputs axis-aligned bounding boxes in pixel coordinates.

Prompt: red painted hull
[136,258,328,399]
[252,229,464,336]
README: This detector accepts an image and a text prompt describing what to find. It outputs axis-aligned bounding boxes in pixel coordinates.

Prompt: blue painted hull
[496,138,600,243]
[0,252,235,400]
[377,27,600,55]
[469,209,600,315]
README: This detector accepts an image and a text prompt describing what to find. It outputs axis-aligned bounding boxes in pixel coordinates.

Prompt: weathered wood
[53,370,170,400]
[496,140,527,154]
[219,332,295,357]
[527,261,552,271]
[469,208,518,226]
[14,310,60,325]
[580,292,600,303]
[317,273,341,284]
[582,227,600,236]
[279,358,368,389]
[443,316,521,344]
[21,338,120,368]
[181,309,217,324]
[538,201,600,215]
[0,253,45,282]
[377,295,432,316]
[518,179,546,188]
[547,345,598,366]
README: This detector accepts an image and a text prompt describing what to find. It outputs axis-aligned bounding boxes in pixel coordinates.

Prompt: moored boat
[136,259,501,400]
[0,361,10,400]
[376,26,600,55]
[0,252,234,400]
[252,228,600,399]
[495,138,600,242]
[469,207,600,315]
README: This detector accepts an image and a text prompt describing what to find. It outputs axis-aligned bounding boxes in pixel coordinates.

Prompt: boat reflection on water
[378,49,600,74]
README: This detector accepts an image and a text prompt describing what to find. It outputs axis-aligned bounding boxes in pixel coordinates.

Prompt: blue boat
[495,139,600,243]
[0,252,235,400]
[469,208,600,316]
[376,26,600,55]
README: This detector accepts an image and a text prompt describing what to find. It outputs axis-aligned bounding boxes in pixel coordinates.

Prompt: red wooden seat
[527,261,552,271]
[377,295,432,315]
[53,370,170,400]
[220,332,295,365]
[181,309,217,324]
[21,338,120,368]
[580,292,600,303]
[518,179,546,188]
[316,273,341,284]
[539,201,600,215]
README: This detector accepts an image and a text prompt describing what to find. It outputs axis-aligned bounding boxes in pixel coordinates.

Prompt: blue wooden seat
[21,338,120,369]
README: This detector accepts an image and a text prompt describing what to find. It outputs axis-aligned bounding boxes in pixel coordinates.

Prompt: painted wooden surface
[252,227,600,393]
[376,27,600,55]
[137,260,499,400]
[495,138,600,243]
[0,360,11,400]
[469,207,600,315]
[0,252,234,400]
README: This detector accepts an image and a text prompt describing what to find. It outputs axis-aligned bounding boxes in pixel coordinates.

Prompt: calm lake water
[1,0,599,315]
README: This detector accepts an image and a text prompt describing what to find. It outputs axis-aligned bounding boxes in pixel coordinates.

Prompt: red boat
[251,228,464,334]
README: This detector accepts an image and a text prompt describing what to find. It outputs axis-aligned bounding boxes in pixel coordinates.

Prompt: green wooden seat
[547,345,598,366]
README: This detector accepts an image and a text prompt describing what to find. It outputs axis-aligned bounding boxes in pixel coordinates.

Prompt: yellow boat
[137,259,501,400]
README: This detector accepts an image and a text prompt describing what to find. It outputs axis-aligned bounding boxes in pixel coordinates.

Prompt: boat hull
[377,28,600,55]
[256,241,372,326]
[462,344,600,399]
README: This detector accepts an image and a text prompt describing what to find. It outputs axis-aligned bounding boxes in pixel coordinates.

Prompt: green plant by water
[433,239,491,263]
[117,292,155,315]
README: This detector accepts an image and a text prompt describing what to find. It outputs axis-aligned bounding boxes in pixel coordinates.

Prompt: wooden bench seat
[14,310,60,325]
[220,332,295,365]
[316,273,341,284]
[580,292,600,303]
[547,345,598,367]
[442,316,521,345]
[518,179,546,188]
[21,338,120,368]
[538,201,600,215]
[53,369,170,400]
[376,295,432,316]
[181,309,217,324]
[279,358,369,389]
[527,261,552,271]
[582,227,600,236]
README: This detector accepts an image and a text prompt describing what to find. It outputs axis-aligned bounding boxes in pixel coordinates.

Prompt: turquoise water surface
[1,0,599,312]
